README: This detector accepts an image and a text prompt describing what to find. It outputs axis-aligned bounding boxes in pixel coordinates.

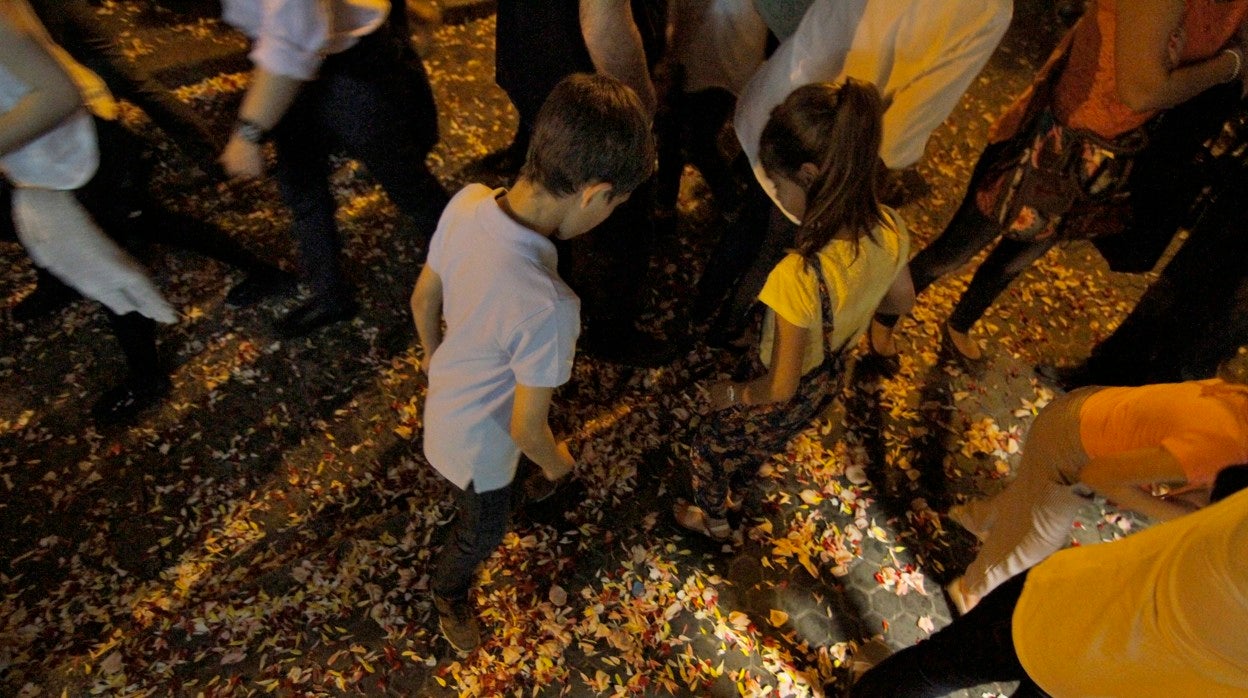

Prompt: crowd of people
[4,0,1248,694]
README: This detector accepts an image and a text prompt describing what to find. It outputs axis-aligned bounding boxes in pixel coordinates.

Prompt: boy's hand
[541,439,576,481]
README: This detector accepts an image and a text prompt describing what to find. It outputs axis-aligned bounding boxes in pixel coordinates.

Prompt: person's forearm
[237,67,304,131]
[1122,52,1241,112]
[580,0,657,116]
[1098,484,1194,523]
[513,423,574,479]
[410,297,442,361]
[0,90,78,156]
[741,375,788,406]
[0,22,81,156]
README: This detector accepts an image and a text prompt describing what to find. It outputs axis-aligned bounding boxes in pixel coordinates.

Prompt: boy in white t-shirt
[410,74,654,653]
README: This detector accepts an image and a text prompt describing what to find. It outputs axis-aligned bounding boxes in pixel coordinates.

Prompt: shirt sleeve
[507,299,580,388]
[758,254,820,329]
[249,0,333,80]
[878,2,1012,168]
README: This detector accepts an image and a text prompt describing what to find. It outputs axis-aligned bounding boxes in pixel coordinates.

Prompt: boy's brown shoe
[433,594,480,654]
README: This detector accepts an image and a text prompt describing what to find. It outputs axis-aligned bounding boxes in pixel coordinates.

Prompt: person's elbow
[1115,75,1165,113]
[509,420,545,453]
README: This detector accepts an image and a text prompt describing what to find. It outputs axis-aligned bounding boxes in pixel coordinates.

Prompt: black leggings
[906,195,1056,333]
[880,141,1054,333]
[852,572,1048,698]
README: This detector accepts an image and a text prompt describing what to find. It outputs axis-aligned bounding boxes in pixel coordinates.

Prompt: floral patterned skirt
[688,354,843,519]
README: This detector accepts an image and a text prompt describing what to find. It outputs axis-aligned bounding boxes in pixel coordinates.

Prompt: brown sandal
[673,500,732,541]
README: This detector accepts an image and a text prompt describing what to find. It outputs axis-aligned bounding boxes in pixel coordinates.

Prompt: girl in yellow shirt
[674,79,914,540]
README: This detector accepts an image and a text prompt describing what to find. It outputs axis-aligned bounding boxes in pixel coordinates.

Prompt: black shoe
[224,269,297,308]
[582,328,678,367]
[12,279,77,323]
[92,374,172,425]
[522,470,564,503]
[275,294,358,338]
[433,594,481,654]
[1034,362,1096,391]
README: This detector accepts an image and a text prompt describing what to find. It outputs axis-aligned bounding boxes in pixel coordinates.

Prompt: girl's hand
[707,380,739,411]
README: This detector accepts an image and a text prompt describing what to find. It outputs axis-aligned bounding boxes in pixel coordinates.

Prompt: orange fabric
[1079,379,1248,486]
[1055,0,1248,138]
[991,0,1248,143]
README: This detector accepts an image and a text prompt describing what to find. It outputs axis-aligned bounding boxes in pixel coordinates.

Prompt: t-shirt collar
[476,187,558,269]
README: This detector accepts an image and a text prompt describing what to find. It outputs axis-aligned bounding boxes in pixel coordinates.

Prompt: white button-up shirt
[734,0,1012,216]
[221,0,388,81]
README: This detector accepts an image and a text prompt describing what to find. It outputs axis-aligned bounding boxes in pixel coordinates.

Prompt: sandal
[941,322,986,370]
[673,500,732,542]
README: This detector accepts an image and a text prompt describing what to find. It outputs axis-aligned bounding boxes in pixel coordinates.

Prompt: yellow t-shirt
[1013,486,1248,696]
[1078,379,1248,486]
[757,206,909,375]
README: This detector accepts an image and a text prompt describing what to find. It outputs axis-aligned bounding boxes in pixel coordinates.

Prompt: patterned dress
[688,269,844,520]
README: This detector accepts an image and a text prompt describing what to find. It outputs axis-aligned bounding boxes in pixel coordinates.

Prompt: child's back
[423,183,580,493]
[410,73,654,654]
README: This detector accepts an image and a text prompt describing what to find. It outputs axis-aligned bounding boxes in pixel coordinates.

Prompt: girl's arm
[0,10,82,157]
[709,313,808,409]
[1115,0,1243,112]
[1079,445,1196,522]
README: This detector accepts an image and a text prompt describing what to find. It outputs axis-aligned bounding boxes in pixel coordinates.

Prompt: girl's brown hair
[758,79,885,262]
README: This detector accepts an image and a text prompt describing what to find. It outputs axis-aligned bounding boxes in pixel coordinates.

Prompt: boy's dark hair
[521,73,654,199]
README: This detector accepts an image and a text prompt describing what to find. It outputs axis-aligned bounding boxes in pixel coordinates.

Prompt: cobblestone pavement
[0,2,1163,697]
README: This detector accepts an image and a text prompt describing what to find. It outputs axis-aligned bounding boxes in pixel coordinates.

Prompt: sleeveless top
[1055,0,1248,138]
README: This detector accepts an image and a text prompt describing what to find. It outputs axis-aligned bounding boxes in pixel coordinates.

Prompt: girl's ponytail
[759,79,886,263]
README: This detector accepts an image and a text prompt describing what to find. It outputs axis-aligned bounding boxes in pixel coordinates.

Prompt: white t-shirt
[734,0,1012,215]
[422,184,580,493]
[757,207,909,375]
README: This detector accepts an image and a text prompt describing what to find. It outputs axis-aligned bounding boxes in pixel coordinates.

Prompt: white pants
[958,386,1099,599]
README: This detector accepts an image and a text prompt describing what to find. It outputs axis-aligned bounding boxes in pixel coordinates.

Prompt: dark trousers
[558,178,658,342]
[655,86,741,218]
[271,28,445,298]
[852,572,1049,698]
[692,174,788,328]
[15,118,278,382]
[1084,173,1248,384]
[431,481,513,602]
[908,194,1056,333]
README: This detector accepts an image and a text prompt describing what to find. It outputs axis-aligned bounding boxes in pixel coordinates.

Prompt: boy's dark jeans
[851,572,1049,698]
[431,481,513,604]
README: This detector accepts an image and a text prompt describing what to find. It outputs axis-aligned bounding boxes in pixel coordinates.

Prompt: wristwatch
[234,118,270,144]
